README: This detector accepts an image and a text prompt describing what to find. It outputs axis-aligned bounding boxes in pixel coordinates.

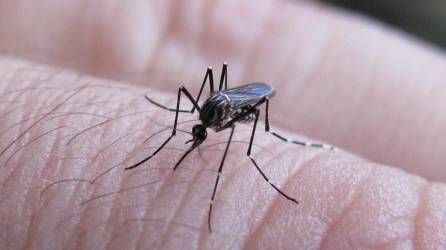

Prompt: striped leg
[247,109,298,204]
[208,125,234,232]
[144,65,216,114]
[264,99,335,150]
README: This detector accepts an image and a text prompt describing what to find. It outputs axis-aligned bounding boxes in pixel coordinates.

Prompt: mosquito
[125,63,334,232]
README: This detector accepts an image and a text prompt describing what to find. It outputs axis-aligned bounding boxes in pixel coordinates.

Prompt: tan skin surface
[0,0,445,249]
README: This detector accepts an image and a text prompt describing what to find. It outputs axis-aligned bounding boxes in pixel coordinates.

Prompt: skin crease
[0,0,445,249]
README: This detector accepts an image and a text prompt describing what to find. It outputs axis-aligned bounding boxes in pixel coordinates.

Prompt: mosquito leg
[125,87,190,170]
[145,65,216,114]
[191,66,214,113]
[144,68,206,114]
[264,100,335,150]
[144,94,191,113]
[247,109,298,204]
[218,62,228,91]
[208,125,235,232]
[178,86,201,112]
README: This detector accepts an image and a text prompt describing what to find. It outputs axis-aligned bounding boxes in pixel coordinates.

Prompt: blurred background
[321,0,446,49]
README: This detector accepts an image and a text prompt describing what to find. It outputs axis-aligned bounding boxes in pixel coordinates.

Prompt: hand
[1,0,445,248]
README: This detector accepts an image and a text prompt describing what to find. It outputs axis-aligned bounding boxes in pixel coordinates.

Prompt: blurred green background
[322,0,446,49]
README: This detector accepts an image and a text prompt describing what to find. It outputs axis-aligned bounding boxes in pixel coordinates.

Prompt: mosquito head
[190,124,207,145]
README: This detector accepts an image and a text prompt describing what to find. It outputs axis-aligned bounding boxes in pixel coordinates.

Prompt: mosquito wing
[222,83,276,109]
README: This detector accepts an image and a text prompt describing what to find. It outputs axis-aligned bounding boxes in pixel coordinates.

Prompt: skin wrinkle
[51,145,94,250]
[74,181,112,247]
[318,166,376,250]
[20,92,85,249]
[0,109,108,148]
[23,194,61,249]
[39,178,101,199]
[135,175,211,248]
[69,217,117,248]
[156,164,204,249]
[90,159,128,184]
[120,215,201,234]
[4,125,72,168]
[85,109,194,185]
[1,150,43,188]
[67,98,148,240]
[113,108,208,247]
[87,99,139,161]
[245,150,330,247]
[0,83,86,158]
[0,112,67,138]
[72,97,146,247]
[323,168,426,249]
[92,125,153,163]
[1,85,75,247]
[80,178,165,207]
[105,178,182,249]
[31,98,106,249]
[30,84,139,248]
[201,140,273,156]
[36,104,128,233]
[194,127,302,245]
[0,102,48,122]
[0,149,77,192]
[139,117,193,144]
[132,159,193,248]
[211,147,291,249]
[65,108,150,146]
[205,133,249,232]
[58,201,112,230]
[0,71,61,110]
[145,116,195,137]
[0,100,115,126]
[144,141,247,247]
[0,66,35,94]
[81,166,203,207]
[196,147,240,249]
[120,168,167,247]
[97,198,198,237]
[360,235,411,250]
[0,86,63,99]
[76,196,194,244]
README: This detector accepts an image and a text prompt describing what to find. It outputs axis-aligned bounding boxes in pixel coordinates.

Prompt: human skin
[0,0,446,249]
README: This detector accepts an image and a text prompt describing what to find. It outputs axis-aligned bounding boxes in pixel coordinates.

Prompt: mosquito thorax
[199,92,231,128]
[192,124,207,142]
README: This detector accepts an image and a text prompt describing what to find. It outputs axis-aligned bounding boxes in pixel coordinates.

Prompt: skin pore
[0,0,446,249]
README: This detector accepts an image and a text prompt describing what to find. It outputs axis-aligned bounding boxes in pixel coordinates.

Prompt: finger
[1,57,445,249]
